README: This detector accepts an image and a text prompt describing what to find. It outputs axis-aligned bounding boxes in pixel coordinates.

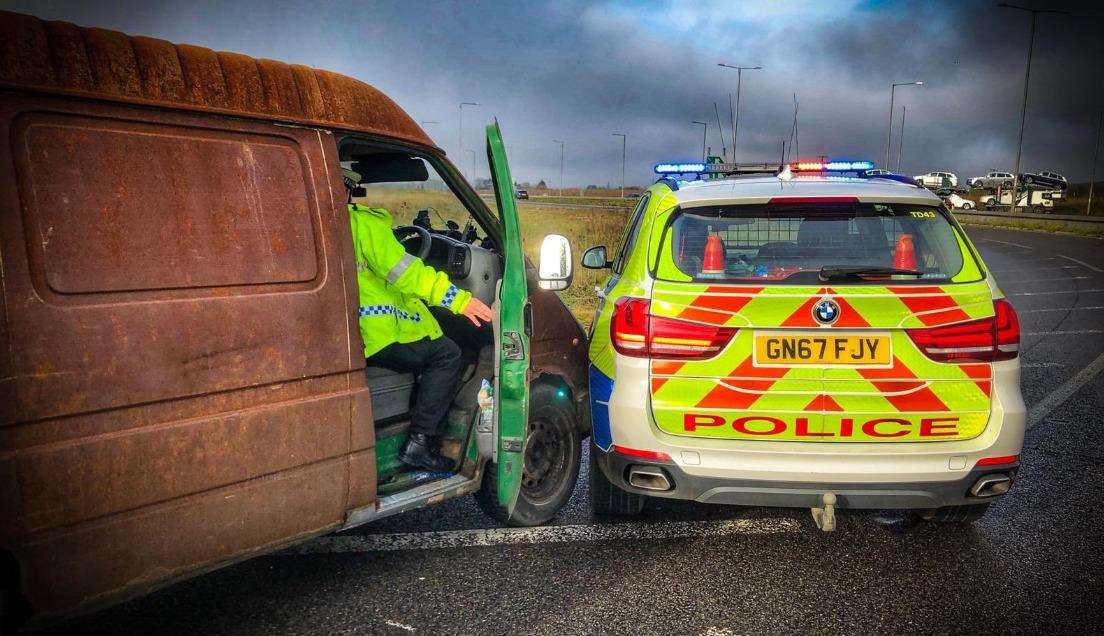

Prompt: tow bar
[811,492,837,532]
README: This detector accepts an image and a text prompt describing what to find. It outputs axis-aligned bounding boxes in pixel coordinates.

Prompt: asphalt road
[46,225,1104,635]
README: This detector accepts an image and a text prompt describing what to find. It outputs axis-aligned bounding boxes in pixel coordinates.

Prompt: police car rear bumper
[593,445,1018,510]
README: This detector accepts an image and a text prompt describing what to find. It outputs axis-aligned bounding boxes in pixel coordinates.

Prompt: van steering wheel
[393,225,432,260]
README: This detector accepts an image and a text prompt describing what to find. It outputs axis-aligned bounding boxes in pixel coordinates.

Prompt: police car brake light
[907,299,1019,363]
[611,297,737,360]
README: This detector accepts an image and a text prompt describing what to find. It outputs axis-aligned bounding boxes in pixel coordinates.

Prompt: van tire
[920,503,991,524]
[474,383,581,527]
[588,442,644,516]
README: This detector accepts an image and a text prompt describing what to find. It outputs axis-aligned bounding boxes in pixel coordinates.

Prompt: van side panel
[0,93,372,616]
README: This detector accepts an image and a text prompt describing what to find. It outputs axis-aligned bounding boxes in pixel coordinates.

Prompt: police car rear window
[663,202,976,284]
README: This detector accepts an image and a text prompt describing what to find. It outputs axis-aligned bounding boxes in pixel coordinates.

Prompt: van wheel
[589,442,644,516]
[919,503,990,524]
[474,383,581,527]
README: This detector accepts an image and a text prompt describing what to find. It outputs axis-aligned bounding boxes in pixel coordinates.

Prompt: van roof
[669,175,942,208]
[0,10,437,151]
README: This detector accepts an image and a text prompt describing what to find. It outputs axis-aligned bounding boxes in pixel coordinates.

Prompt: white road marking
[1028,350,1104,428]
[1002,276,1092,284]
[1022,362,1066,368]
[385,620,415,632]
[286,518,801,554]
[980,237,1035,249]
[1058,254,1103,273]
[1010,289,1104,296]
[1018,305,1104,314]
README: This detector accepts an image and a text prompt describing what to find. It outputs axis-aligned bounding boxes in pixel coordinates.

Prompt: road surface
[46,226,1104,635]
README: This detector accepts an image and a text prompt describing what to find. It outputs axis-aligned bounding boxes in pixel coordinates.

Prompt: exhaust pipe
[971,473,1012,498]
[627,466,672,491]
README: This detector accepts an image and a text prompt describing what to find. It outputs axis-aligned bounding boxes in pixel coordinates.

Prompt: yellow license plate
[754,332,891,366]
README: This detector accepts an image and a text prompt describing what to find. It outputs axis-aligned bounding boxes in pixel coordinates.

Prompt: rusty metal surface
[0,10,437,151]
[527,288,591,423]
[0,89,371,617]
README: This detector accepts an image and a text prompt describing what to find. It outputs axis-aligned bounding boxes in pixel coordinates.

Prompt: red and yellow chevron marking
[646,280,995,442]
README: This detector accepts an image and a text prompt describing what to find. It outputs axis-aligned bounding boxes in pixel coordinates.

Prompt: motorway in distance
[46,225,1104,635]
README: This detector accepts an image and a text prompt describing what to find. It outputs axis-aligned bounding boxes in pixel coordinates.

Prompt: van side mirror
[538,234,573,291]
[582,245,611,269]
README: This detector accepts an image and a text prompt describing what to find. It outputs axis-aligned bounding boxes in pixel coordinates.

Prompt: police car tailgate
[647,281,998,442]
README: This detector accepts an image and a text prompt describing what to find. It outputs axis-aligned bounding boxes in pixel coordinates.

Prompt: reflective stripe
[386,253,416,284]
[441,284,460,309]
[358,304,422,322]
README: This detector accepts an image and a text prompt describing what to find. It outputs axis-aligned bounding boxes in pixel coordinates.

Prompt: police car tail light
[611,297,736,360]
[907,299,1020,363]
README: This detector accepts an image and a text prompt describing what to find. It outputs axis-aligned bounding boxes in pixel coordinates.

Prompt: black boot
[399,432,454,472]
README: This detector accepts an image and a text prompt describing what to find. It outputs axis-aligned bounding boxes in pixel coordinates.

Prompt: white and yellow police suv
[581,160,1025,528]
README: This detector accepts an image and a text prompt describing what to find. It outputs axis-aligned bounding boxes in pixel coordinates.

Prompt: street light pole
[998,3,1069,213]
[896,105,906,173]
[465,149,476,183]
[1089,110,1102,216]
[718,64,761,161]
[612,133,626,198]
[885,81,922,170]
[692,121,708,161]
[553,139,564,197]
[458,102,477,177]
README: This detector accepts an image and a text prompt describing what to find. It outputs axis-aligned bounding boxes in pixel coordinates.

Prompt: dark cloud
[5,0,1103,185]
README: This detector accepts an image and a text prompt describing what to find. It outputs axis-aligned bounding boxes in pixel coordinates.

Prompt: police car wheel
[589,442,645,517]
[919,502,990,524]
[474,383,581,527]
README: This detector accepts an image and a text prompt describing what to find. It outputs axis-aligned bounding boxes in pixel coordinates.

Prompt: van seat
[364,367,415,422]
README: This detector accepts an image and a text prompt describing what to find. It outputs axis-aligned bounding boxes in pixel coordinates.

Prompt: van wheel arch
[532,373,590,436]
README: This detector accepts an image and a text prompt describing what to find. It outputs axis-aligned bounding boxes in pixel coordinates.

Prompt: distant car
[515,189,529,199]
[968,171,1014,190]
[1020,172,1067,191]
[945,193,975,209]
[865,169,892,176]
[914,171,958,188]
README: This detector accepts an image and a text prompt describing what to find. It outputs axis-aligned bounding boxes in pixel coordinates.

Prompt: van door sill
[341,473,478,531]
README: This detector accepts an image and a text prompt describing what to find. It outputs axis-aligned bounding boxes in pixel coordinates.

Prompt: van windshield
[662,202,978,284]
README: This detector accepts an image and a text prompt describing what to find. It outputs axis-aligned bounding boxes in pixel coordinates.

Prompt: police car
[581,159,1025,529]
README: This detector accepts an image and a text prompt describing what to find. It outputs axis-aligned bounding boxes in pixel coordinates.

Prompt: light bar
[790,159,875,172]
[654,162,782,175]
[655,162,706,174]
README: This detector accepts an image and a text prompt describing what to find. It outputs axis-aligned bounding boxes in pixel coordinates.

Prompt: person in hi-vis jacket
[344,169,493,471]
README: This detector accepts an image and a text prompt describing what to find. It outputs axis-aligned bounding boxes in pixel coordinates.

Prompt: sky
[4,0,1103,187]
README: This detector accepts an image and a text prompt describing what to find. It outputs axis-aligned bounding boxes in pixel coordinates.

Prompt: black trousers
[367,336,463,436]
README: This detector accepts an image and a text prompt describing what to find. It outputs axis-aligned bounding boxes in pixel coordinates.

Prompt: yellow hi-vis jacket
[348,204,472,358]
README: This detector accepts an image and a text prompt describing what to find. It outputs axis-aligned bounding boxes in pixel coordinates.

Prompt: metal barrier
[953,209,1104,236]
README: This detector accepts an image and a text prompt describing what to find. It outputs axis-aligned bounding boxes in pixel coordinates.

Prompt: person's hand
[462,297,494,327]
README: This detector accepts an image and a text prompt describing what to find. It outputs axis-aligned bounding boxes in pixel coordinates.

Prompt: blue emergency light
[791,160,876,172]
[653,159,883,180]
[654,162,707,174]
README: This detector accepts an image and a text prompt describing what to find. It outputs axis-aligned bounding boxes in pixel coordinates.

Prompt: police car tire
[588,442,645,517]
[922,502,990,524]
[474,383,581,527]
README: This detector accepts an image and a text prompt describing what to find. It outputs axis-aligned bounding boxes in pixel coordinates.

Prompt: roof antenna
[713,101,727,161]
[788,93,799,161]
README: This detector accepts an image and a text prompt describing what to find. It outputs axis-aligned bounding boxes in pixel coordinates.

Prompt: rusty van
[0,11,588,625]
